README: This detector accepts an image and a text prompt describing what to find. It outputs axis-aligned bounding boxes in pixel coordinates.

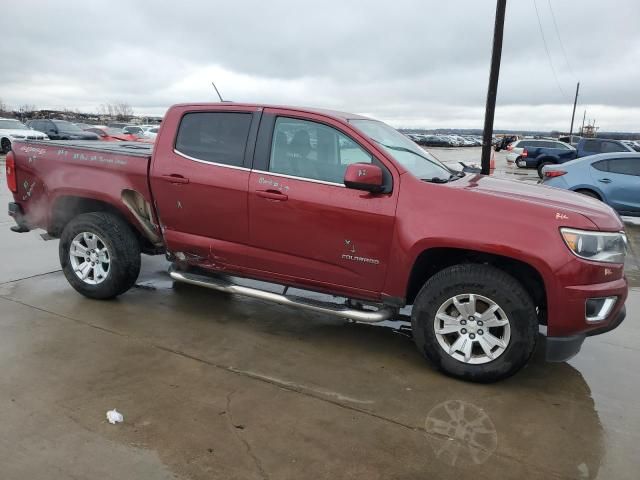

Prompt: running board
[169,267,394,323]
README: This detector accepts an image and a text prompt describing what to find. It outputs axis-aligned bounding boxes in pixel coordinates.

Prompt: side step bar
[169,267,395,323]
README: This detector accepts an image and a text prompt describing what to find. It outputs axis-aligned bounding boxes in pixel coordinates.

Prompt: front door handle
[256,189,288,201]
[598,178,612,184]
[161,174,190,184]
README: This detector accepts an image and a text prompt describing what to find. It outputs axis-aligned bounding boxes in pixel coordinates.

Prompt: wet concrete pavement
[1,151,639,479]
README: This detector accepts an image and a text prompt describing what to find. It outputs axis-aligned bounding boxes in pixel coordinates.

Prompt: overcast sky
[2,0,639,131]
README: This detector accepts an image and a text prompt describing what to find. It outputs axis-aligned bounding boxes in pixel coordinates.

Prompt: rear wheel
[1,138,11,154]
[59,212,141,299]
[411,264,538,382]
[537,161,553,178]
[575,189,601,200]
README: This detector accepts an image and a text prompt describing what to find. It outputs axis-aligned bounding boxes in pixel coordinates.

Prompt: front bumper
[546,305,626,362]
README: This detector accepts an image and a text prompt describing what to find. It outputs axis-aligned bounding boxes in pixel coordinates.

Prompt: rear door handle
[598,178,612,184]
[161,174,190,184]
[256,189,288,201]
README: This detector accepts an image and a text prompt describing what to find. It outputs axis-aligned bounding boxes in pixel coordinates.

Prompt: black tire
[59,212,141,299]
[1,138,11,154]
[537,161,553,178]
[575,189,601,200]
[411,264,538,383]
[514,156,524,168]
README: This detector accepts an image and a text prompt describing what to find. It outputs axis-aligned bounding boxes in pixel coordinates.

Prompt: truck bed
[10,139,155,237]
[22,139,154,157]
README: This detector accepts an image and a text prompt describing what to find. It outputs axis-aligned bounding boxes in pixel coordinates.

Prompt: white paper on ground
[106,409,124,424]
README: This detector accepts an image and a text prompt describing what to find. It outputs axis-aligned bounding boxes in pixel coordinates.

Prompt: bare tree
[115,102,134,121]
[99,102,134,122]
[0,98,9,115]
[18,104,37,122]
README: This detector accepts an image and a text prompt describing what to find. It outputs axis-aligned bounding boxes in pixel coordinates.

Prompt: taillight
[544,170,567,178]
[5,151,17,193]
[521,149,528,158]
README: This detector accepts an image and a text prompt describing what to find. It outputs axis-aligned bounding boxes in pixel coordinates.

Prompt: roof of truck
[169,102,374,121]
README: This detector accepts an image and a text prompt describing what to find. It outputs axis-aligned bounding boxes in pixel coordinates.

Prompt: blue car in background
[542,152,640,217]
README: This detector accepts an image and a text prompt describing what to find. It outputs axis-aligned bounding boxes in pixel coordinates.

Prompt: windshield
[349,119,454,181]
[52,120,84,133]
[0,119,29,130]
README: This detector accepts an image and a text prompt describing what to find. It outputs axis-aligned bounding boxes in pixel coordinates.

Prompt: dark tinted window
[592,160,609,172]
[607,158,640,176]
[583,140,600,153]
[601,141,627,153]
[175,112,252,167]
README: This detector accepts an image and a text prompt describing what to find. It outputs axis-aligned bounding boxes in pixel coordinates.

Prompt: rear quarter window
[175,112,253,167]
[592,160,609,172]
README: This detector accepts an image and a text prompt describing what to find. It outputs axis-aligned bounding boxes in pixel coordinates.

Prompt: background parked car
[27,119,99,140]
[506,138,573,164]
[621,140,640,152]
[142,126,160,140]
[122,125,144,135]
[84,126,142,142]
[513,137,635,178]
[0,117,48,153]
[542,152,640,216]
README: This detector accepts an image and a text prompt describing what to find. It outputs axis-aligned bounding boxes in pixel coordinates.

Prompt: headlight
[561,228,627,263]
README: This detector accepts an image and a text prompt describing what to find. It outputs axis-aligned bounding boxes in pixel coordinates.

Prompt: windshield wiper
[421,176,451,184]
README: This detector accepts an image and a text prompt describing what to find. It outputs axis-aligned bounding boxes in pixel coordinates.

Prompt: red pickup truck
[6,103,628,382]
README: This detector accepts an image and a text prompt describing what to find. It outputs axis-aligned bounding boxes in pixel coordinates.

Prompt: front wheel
[411,264,538,382]
[59,212,141,299]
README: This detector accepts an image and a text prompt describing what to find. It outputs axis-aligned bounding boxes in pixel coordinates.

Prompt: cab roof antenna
[211,81,226,102]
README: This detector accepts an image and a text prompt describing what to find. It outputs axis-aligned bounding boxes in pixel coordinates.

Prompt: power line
[532,0,569,100]
[547,0,576,78]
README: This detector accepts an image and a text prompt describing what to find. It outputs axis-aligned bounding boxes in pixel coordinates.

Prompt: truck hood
[451,173,623,231]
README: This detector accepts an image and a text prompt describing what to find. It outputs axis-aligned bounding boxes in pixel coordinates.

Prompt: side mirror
[344,163,384,193]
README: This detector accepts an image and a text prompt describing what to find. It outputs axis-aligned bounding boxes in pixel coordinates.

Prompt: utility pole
[568,82,580,140]
[481,0,507,175]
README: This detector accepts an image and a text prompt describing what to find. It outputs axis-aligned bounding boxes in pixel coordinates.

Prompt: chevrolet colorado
[6,103,629,382]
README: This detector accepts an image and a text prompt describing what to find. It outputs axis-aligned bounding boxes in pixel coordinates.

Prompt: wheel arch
[570,186,604,201]
[405,247,548,324]
[49,194,163,254]
[535,155,559,167]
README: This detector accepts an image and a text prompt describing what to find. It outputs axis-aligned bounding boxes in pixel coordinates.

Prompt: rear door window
[175,112,253,167]
[607,158,640,176]
[583,140,600,153]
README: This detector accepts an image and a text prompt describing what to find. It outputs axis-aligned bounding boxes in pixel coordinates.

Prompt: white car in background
[0,118,48,153]
[505,138,572,163]
[143,126,160,140]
